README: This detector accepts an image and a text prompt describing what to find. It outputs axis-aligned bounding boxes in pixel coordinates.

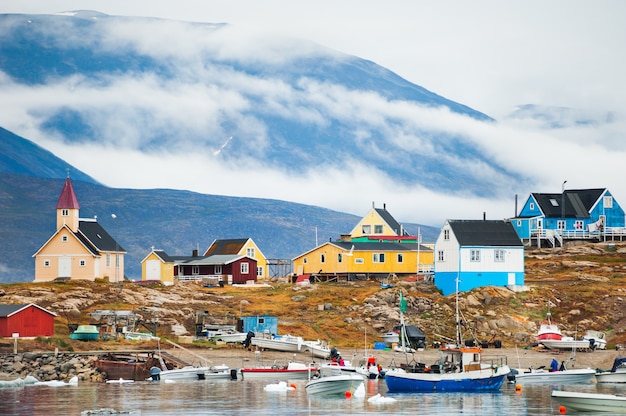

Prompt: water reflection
[0,377,625,416]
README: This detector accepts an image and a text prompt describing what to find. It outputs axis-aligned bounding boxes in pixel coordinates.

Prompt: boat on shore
[250,334,304,353]
[301,339,332,359]
[540,330,607,351]
[208,329,248,344]
[536,311,562,341]
[69,325,100,341]
[595,357,626,383]
[239,361,316,380]
[551,390,626,413]
[305,365,365,396]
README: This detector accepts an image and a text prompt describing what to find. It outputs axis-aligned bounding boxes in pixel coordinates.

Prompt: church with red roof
[32,177,126,282]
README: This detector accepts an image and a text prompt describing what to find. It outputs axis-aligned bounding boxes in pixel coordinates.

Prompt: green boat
[70,325,100,341]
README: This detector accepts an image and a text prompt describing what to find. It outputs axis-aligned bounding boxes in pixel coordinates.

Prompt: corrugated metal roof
[204,239,248,255]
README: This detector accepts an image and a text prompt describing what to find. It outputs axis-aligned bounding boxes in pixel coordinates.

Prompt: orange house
[32,177,126,282]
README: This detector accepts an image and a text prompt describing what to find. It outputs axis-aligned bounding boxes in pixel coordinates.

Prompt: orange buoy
[290,383,296,390]
[345,391,352,398]
[559,405,566,414]
[515,384,522,393]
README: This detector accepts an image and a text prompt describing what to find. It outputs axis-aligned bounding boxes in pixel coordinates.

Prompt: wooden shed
[0,303,57,337]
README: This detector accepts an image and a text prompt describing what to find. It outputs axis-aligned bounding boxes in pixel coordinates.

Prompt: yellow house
[292,203,433,280]
[203,238,268,280]
[349,203,410,238]
[292,241,433,280]
[32,177,125,282]
[141,248,175,285]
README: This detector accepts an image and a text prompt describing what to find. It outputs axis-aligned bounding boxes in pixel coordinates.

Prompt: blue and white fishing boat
[385,286,510,392]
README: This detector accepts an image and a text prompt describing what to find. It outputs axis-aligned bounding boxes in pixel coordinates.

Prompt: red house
[0,304,57,337]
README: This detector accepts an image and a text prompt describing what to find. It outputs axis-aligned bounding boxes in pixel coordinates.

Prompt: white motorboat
[301,339,333,359]
[382,330,400,344]
[201,364,233,380]
[251,334,303,353]
[541,330,607,351]
[305,366,365,396]
[208,329,248,344]
[157,366,211,381]
[595,357,626,383]
[239,361,316,380]
[512,367,596,385]
[551,390,626,413]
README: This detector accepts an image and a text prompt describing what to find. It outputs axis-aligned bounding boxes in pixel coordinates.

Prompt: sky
[1,1,625,227]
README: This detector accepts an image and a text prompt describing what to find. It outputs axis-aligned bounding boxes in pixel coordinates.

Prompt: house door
[146,260,161,280]
[58,257,71,277]
[508,272,515,285]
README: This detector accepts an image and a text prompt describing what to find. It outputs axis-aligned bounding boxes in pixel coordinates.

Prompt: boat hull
[514,368,596,385]
[250,336,302,353]
[595,371,626,383]
[384,367,510,392]
[305,374,364,395]
[551,390,626,413]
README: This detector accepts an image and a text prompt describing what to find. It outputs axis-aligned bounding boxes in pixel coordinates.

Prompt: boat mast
[455,277,462,347]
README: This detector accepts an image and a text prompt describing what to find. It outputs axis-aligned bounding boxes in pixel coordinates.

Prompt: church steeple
[56,176,80,232]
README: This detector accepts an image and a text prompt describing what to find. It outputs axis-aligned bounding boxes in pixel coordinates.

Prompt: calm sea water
[1,378,625,416]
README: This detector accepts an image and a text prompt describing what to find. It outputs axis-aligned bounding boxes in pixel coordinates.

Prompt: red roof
[56,177,80,209]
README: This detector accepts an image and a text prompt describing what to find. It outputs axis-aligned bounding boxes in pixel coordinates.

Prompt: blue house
[511,188,625,246]
[434,220,524,296]
[240,315,278,335]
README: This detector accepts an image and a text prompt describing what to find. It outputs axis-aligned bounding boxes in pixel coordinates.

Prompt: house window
[557,220,566,230]
[62,209,69,216]
[106,253,111,267]
[258,317,265,325]
[549,198,559,207]
[362,225,371,234]
[43,260,50,267]
[80,260,86,267]
[246,247,255,257]
[470,249,481,262]
[397,253,404,263]
[517,220,522,227]
[337,253,342,263]
[241,262,249,274]
[192,266,199,275]
[443,229,450,240]
[374,225,383,234]
[373,253,385,263]
[530,202,535,210]
[437,250,445,262]
[574,220,584,230]
[215,265,222,275]
[355,258,364,264]
[320,254,326,263]
[257,266,263,277]
[303,257,307,264]
[62,235,68,242]
[494,250,505,262]
[604,196,613,209]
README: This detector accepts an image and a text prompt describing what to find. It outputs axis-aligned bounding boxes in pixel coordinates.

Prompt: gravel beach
[170,344,620,372]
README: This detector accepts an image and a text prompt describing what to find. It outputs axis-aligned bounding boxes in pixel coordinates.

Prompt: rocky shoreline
[0,352,105,382]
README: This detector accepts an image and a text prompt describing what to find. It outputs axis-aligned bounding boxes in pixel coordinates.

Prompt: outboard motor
[589,338,596,350]
[243,331,255,348]
[329,347,340,361]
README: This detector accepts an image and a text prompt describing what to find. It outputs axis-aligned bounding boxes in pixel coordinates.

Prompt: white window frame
[437,250,445,262]
[443,229,450,240]
[246,247,255,258]
[355,258,364,264]
[79,260,86,267]
[257,266,263,277]
[215,265,222,275]
[494,250,505,262]
[374,225,383,234]
[62,235,68,242]
[192,265,200,275]
[373,253,385,263]
[470,249,481,262]
[557,220,566,230]
[43,260,50,267]
[361,225,371,234]
[241,262,249,274]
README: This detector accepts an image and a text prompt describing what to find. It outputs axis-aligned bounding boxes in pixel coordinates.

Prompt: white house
[434,219,524,296]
